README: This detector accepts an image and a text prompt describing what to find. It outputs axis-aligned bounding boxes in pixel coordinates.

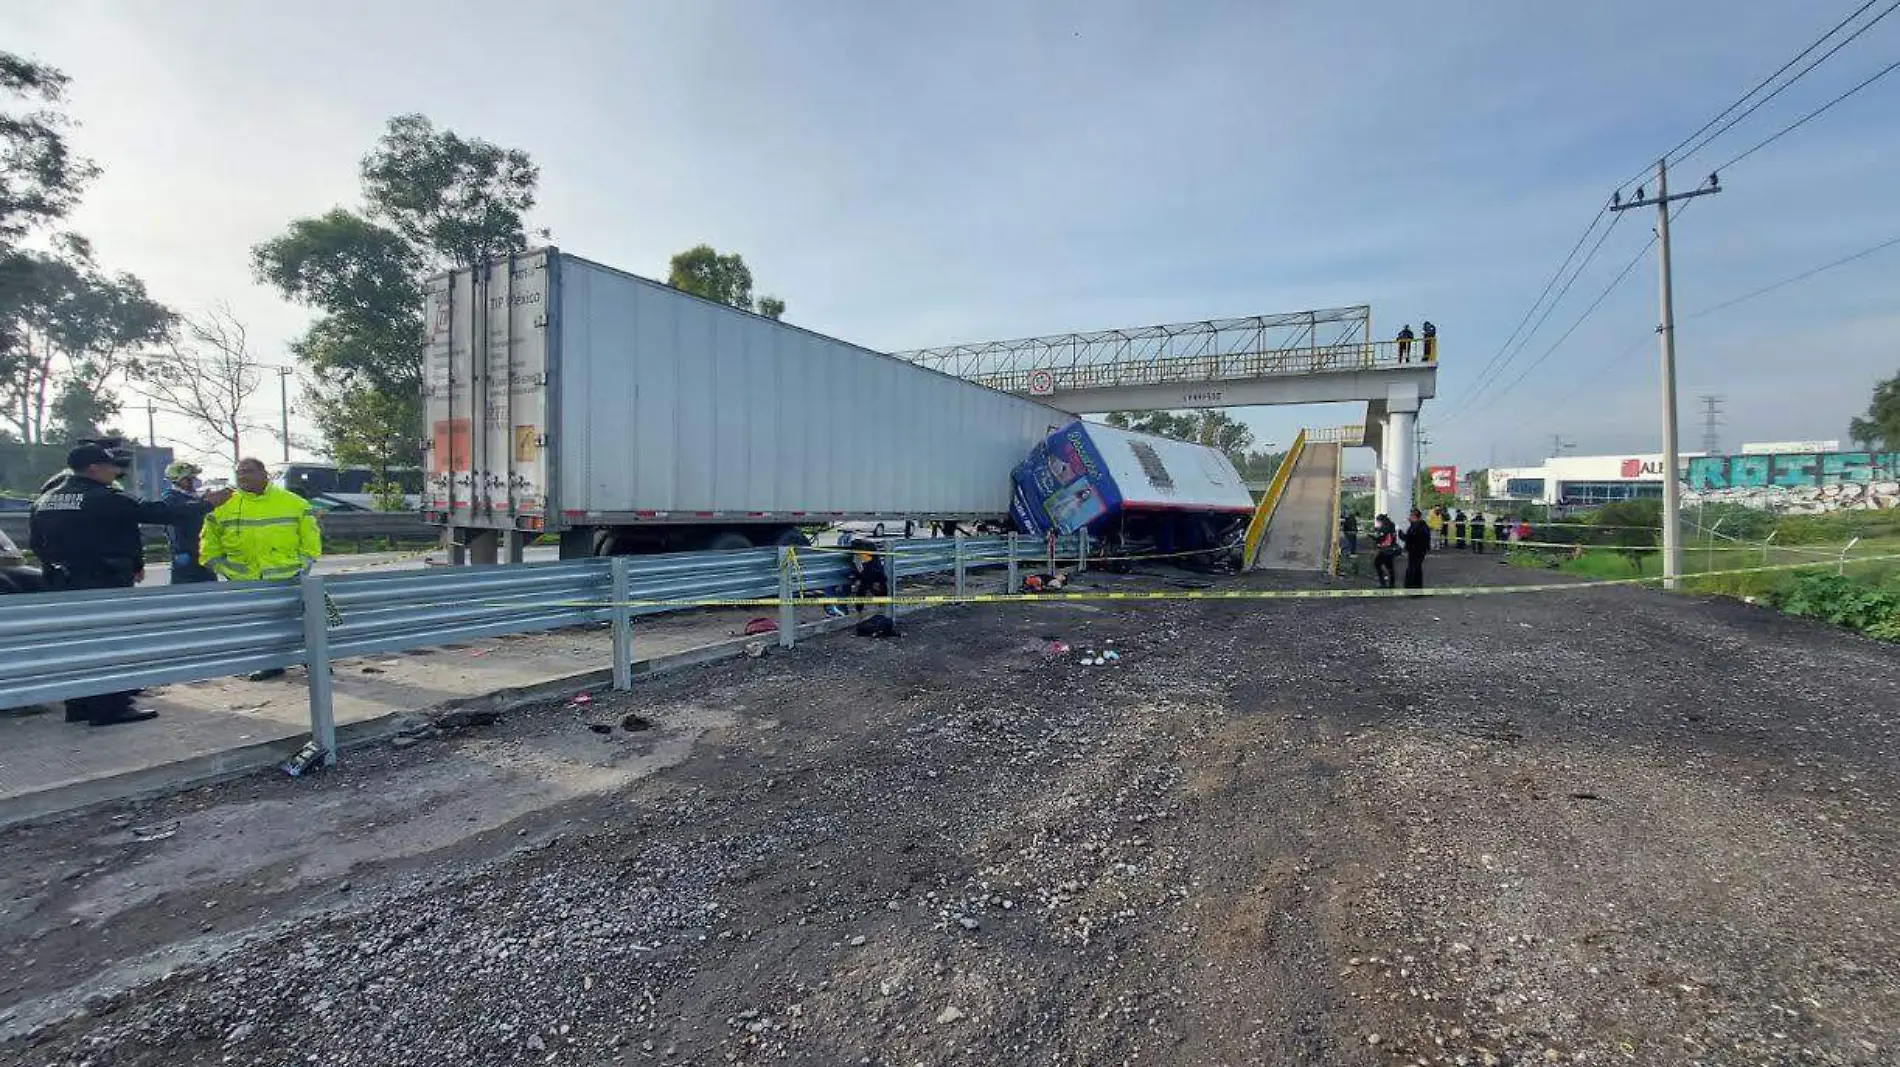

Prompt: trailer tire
[702,531,753,553]
[772,528,811,548]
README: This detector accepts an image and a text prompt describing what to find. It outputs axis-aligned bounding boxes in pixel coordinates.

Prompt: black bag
[855,613,897,638]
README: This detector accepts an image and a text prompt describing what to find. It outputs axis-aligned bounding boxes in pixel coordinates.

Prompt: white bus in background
[276,464,423,511]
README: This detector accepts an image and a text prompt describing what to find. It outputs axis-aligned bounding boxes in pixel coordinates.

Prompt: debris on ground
[2,557,1896,1065]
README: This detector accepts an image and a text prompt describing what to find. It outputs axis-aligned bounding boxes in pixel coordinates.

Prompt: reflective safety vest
[200,486,321,582]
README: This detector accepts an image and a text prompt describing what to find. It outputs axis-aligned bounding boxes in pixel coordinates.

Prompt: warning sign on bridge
[1027,369,1056,396]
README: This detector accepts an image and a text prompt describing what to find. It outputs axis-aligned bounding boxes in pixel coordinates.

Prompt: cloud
[9,0,1897,473]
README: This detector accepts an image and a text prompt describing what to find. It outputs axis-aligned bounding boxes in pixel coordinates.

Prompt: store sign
[1619,458,1665,478]
[1687,451,1900,491]
[1428,465,1457,492]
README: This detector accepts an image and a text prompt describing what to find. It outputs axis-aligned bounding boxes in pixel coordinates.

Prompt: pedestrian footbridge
[897,310,1436,523]
[1242,430,1346,572]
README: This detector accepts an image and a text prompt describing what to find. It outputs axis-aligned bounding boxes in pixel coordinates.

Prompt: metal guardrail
[0,533,1081,766]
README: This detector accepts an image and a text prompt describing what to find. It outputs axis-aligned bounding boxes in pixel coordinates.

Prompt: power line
[1445,212,1627,420]
[1556,229,1900,392]
[1694,232,1900,317]
[1612,0,1887,192]
[1672,0,1900,168]
[1471,202,1704,418]
[1710,57,1900,172]
[1448,209,1610,409]
[1474,234,1657,414]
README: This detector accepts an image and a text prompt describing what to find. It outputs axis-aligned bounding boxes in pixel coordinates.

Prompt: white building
[1482,440,1885,509]
[1483,452,1701,508]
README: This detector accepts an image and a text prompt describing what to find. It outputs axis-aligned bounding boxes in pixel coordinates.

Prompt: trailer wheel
[772,528,811,548]
[702,531,753,553]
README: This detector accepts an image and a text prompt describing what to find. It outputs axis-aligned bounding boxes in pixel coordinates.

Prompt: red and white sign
[1428,465,1457,493]
[1027,369,1056,396]
[1620,457,1664,478]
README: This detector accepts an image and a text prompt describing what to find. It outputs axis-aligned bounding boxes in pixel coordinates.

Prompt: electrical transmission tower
[1699,395,1724,455]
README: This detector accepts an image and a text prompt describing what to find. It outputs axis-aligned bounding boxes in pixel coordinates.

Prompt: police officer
[30,443,231,726]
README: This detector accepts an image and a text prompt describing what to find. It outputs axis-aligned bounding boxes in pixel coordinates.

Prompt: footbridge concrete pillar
[1376,383,1421,522]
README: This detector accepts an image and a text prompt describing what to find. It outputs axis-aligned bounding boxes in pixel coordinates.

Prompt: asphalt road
[3,553,1896,1065]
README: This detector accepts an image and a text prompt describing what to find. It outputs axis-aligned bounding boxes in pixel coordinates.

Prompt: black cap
[67,444,131,471]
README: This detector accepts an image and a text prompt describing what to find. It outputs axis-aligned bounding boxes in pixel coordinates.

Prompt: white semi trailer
[421,248,1067,559]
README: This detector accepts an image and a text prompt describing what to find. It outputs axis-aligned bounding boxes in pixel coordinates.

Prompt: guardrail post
[954,533,967,598]
[1839,536,1860,576]
[1007,532,1019,593]
[886,542,900,623]
[1077,531,1089,573]
[300,573,338,766]
[611,556,633,691]
[776,546,797,649]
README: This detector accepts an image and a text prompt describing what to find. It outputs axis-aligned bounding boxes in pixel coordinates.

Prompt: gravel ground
[1,554,1896,1066]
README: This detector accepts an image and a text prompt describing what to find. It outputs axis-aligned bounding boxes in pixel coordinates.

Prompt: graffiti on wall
[1684,451,1900,513]
[1687,452,1900,490]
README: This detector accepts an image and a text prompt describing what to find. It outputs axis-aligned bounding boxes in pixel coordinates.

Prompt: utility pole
[278,367,293,464]
[1699,394,1724,455]
[1550,434,1574,458]
[1612,158,1720,590]
[145,401,159,500]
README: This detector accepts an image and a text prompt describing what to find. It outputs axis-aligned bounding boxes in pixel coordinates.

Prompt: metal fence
[0,534,1079,765]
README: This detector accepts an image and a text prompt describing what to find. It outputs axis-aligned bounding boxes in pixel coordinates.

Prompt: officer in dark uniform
[30,443,231,726]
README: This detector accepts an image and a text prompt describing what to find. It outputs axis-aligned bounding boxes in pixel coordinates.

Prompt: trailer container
[421,249,1067,558]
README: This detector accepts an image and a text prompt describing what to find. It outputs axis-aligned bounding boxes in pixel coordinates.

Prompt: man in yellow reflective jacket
[201,457,321,680]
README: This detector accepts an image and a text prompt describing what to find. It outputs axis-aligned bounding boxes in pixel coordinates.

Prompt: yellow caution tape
[505,550,1900,611]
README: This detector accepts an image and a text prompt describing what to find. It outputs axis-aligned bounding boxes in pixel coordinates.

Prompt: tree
[254,116,540,467]
[127,306,264,465]
[2,55,169,447]
[1849,370,1900,451]
[1105,408,1257,468]
[0,53,98,248]
[359,114,539,270]
[1,257,171,444]
[1592,498,1663,573]
[667,244,788,319]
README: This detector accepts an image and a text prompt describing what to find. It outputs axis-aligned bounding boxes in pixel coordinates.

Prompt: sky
[10,0,1899,475]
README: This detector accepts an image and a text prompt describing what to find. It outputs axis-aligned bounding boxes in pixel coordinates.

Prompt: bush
[1772,509,1900,546]
[1690,502,1776,542]
[368,479,408,512]
[1765,572,1900,637]
[1590,499,1663,573]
